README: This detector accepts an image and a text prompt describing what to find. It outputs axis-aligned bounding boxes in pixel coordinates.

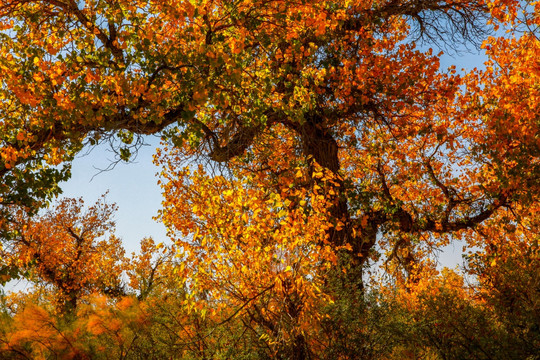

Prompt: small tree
[5,196,126,316]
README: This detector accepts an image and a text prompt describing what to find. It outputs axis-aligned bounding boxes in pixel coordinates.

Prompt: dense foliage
[1,0,539,358]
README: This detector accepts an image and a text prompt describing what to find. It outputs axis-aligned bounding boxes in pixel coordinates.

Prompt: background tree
[2,196,126,315]
[464,205,540,358]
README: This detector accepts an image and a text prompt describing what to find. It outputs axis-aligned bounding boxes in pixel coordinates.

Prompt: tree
[1,0,537,267]
[464,204,540,358]
[1,0,540,357]
[126,237,177,301]
[2,196,126,315]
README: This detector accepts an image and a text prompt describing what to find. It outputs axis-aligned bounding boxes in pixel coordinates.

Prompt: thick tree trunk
[292,116,377,266]
[278,114,379,296]
[291,333,309,360]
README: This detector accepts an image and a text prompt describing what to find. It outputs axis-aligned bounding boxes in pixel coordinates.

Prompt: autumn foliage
[1,0,540,359]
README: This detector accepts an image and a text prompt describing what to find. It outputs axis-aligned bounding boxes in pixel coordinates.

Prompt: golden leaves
[1,0,540,356]
[4,196,125,314]
[157,143,339,347]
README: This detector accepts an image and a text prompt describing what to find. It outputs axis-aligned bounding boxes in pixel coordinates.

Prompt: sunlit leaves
[158,150,339,352]
[1,0,540,358]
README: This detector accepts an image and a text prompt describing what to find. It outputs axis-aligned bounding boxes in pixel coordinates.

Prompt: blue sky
[59,136,168,254]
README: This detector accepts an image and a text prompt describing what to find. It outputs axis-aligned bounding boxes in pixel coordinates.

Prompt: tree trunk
[286,114,379,290]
